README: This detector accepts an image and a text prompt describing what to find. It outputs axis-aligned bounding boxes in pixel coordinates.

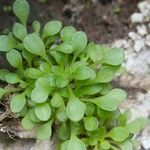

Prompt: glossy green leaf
[75,84,102,96]
[21,113,35,130]
[87,42,103,62]
[13,0,30,26]
[23,34,47,60]
[56,106,68,122]
[67,97,86,122]
[51,92,63,108]
[29,109,41,123]
[37,120,52,140]
[39,61,51,73]
[55,42,74,54]
[100,140,111,150]
[0,69,9,81]
[32,20,41,33]
[10,93,26,113]
[85,103,95,116]
[22,49,34,65]
[71,31,87,53]
[74,66,96,80]
[6,49,22,68]
[5,73,21,84]
[120,141,133,150]
[13,23,27,41]
[56,75,68,88]
[35,103,51,121]
[0,88,7,99]
[25,68,43,79]
[61,141,69,150]
[90,88,127,111]
[107,127,129,142]
[84,117,99,131]
[101,48,125,66]
[0,35,15,51]
[68,135,86,150]
[60,26,76,42]
[125,117,148,134]
[42,20,62,38]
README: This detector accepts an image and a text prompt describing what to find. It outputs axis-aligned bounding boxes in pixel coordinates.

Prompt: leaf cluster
[0,0,148,150]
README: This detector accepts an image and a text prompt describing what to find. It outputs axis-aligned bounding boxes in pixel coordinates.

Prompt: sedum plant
[0,0,148,149]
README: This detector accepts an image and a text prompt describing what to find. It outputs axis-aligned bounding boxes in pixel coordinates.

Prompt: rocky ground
[0,0,150,150]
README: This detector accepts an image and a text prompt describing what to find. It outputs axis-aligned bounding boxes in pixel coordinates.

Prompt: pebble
[128,32,141,41]
[131,13,144,23]
[137,25,147,36]
[138,1,149,13]
[145,35,150,47]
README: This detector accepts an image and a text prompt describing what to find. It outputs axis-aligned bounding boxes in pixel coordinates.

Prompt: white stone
[137,25,147,36]
[128,32,141,41]
[131,13,144,23]
[138,1,149,13]
[134,40,145,52]
[145,35,150,47]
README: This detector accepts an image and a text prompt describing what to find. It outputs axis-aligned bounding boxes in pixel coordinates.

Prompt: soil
[0,0,140,44]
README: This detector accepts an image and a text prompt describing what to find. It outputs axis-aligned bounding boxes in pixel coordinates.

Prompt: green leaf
[125,117,148,134]
[67,97,86,122]
[23,34,47,60]
[74,66,96,80]
[34,103,51,121]
[68,135,86,150]
[0,69,9,81]
[71,31,87,53]
[119,141,133,150]
[0,35,15,51]
[42,20,62,38]
[87,42,103,62]
[101,48,125,66]
[0,88,7,99]
[6,49,22,68]
[56,75,69,88]
[60,26,76,42]
[90,88,127,111]
[13,0,30,26]
[58,123,70,141]
[50,51,68,66]
[107,127,129,142]
[51,92,63,108]
[54,42,74,54]
[21,112,35,130]
[22,49,34,65]
[96,66,118,83]
[75,84,102,96]
[13,23,27,41]
[85,103,95,116]
[100,140,111,150]
[29,109,40,123]
[5,73,21,84]
[84,117,99,131]
[61,141,69,150]
[56,106,68,122]
[32,20,41,33]
[39,61,51,73]
[37,120,52,140]
[25,68,43,79]
[10,93,26,113]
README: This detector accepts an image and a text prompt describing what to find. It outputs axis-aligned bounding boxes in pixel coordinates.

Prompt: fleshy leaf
[0,88,7,99]
[66,97,86,122]
[107,127,129,142]
[51,92,63,108]
[25,68,43,79]
[32,20,41,33]
[119,141,133,150]
[42,20,62,38]
[10,93,26,113]
[37,120,52,140]
[13,23,27,41]
[29,109,40,123]
[0,69,9,81]
[34,103,51,121]
[60,26,76,42]
[5,73,21,84]
[0,35,15,51]
[13,0,30,26]
[6,49,23,68]
[100,140,111,150]
[56,106,68,122]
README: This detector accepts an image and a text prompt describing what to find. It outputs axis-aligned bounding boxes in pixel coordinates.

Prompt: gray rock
[145,35,150,47]
[131,13,144,23]
[128,32,142,41]
[134,39,145,52]
[137,25,147,36]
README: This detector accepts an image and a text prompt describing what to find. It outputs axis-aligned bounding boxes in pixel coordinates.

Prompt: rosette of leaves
[0,0,148,150]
